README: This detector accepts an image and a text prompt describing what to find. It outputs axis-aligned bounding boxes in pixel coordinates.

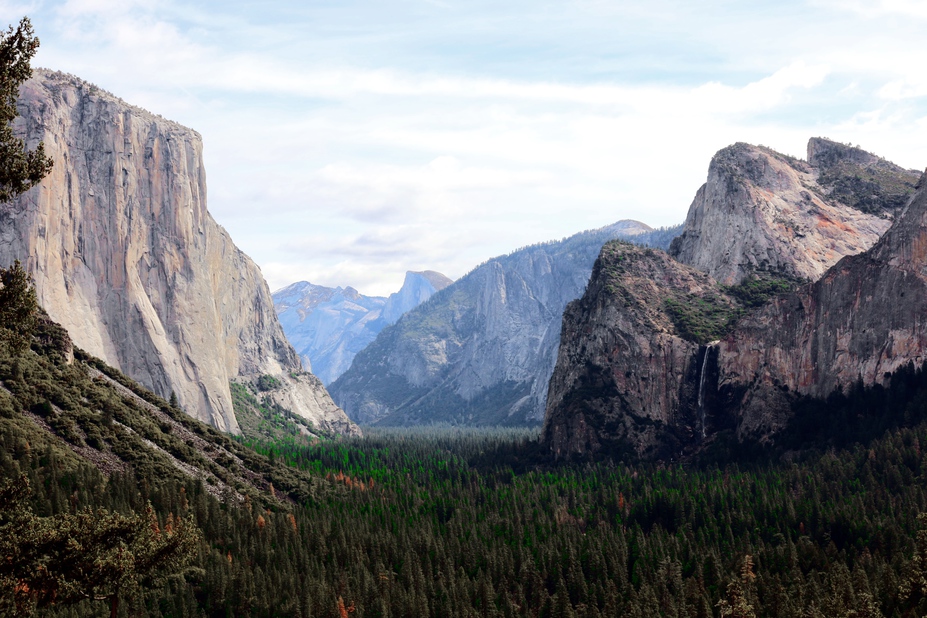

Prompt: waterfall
[697,342,717,438]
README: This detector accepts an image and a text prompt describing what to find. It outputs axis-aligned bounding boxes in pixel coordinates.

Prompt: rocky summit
[273,270,452,385]
[0,70,357,436]
[669,139,919,285]
[329,221,681,427]
[544,139,924,459]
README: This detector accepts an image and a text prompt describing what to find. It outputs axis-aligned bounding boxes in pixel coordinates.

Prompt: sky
[3,0,927,296]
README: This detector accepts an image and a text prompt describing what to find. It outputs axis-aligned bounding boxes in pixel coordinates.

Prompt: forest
[1,259,927,616]
[4,314,927,618]
[7,413,927,617]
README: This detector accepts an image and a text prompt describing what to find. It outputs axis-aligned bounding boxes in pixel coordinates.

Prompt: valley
[3,13,927,617]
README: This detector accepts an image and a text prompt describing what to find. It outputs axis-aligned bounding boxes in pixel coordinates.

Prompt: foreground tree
[0,476,201,617]
[718,555,757,618]
[0,260,37,354]
[0,16,52,202]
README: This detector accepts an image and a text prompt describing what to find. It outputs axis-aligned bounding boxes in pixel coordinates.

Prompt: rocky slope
[0,69,357,436]
[544,139,927,459]
[381,270,453,324]
[668,139,919,285]
[543,242,736,458]
[0,308,330,507]
[329,221,681,427]
[716,169,927,440]
[273,270,452,385]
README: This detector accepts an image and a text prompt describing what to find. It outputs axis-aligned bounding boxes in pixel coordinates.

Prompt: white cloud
[17,0,927,296]
[822,0,927,19]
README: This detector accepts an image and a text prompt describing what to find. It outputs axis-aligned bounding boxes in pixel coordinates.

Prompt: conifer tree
[0,17,52,203]
[0,260,37,354]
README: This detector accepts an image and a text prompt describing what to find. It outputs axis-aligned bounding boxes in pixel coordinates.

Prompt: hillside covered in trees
[5,280,927,615]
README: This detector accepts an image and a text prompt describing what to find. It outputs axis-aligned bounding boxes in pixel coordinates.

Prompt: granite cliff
[669,140,919,284]
[543,242,735,458]
[0,70,357,436]
[273,270,452,385]
[716,168,927,440]
[329,221,681,426]
[544,139,922,459]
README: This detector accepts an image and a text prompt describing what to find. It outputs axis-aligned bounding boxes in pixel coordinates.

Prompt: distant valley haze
[11,0,927,295]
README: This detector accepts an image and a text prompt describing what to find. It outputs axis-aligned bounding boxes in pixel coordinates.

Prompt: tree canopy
[0,260,38,354]
[0,16,52,203]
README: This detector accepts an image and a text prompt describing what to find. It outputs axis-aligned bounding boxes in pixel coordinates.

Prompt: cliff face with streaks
[330,221,678,426]
[544,139,923,459]
[716,169,927,440]
[668,140,918,284]
[542,242,734,459]
[0,69,357,436]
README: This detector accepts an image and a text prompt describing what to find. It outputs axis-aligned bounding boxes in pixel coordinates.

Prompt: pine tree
[0,17,52,203]
[0,261,37,355]
[717,555,757,618]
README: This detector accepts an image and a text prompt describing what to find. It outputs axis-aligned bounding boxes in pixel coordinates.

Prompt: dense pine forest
[5,290,927,618]
[8,413,927,617]
[4,268,927,616]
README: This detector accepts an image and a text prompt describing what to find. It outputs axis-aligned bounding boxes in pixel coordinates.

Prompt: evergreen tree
[0,17,52,203]
[0,476,200,617]
[0,260,37,354]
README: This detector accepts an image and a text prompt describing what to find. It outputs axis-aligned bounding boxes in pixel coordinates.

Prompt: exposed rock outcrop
[381,271,453,324]
[329,221,682,427]
[717,168,927,440]
[0,69,357,436]
[273,270,452,385]
[669,140,919,285]
[542,242,734,458]
[544,139,923,459]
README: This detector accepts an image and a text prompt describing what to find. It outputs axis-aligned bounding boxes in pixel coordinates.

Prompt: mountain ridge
[329,220,682,426]
[543,138,923,458]
[273,270,452,384]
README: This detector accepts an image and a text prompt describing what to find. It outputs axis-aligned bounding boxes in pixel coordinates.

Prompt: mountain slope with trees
[330,221,681,427]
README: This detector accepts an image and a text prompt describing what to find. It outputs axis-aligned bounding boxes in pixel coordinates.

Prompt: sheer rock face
[542,243,732,458]
[330,221,672,427]
[381,271,453,324]
[0,70,357,436]
[668,140,918,285]
[717,170,927,439]
[544,139,923,459]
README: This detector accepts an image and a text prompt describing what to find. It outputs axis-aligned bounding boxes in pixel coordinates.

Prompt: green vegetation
[663,273,801,345]
[0,475,200,617]
[230,380,325,443]
[663,293,741,344]
[255,374,281,392]
[0,17,53,203]
[8,412,927,616]
[722,274,800,309]
[0,261,38,355]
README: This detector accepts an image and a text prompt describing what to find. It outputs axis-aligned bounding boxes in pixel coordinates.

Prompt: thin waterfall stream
[697,342,718,438]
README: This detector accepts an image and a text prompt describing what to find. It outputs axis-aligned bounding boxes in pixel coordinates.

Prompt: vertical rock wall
[0,70,357,436]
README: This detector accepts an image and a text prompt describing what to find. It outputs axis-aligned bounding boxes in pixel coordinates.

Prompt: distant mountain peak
[273,270,452,385]
[410,270,453,291]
